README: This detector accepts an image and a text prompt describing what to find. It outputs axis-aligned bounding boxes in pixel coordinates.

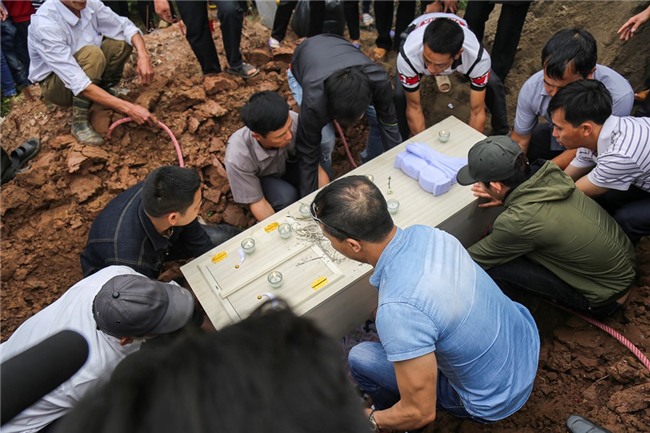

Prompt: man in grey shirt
[511,28,633,169]
[225,92,329,222]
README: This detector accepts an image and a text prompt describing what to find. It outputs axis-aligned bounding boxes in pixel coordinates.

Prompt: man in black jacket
[81,166,238,278]
[288,34,402,196]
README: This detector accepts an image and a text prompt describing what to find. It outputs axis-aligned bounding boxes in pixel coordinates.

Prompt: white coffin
[182,116,501,337]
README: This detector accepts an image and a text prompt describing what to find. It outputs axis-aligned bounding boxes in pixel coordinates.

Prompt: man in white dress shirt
[28,0,156,145]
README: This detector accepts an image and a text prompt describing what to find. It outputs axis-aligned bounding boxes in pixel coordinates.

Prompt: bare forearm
[564,164,591,182]
[317,165,330,188]
[468,109,486,134]
[249,198,275,222]
[131,33,148,59]
[372,402,435,431]
[550,149,577,170]
[131,33,154,85]
[406,104,425,136]
[575,176,609,197]
[81,84,155,125]
[510,131,531,153]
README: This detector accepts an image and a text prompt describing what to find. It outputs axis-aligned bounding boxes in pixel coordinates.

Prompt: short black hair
[542,28,597,80]
[547,79,612,127]
[324,67,372,127]
[240,91,290,137]
[423,18,464,56]
[56,302,370,433]
[312,175,393,243]
[142,166,201,217]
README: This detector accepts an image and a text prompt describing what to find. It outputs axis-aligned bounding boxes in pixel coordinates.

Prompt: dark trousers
[102,0,129,16]
[373,0,415,51]
[0,146,13,184]
[260,176,300,211]
[103,0,177,31]
[487,257,623,318]
[526,122,564,161]
[271,0,298,42]
[260,161,300,211]
[463,0,531,81]
[175,0,245,74]
[485,70,510,135]
[343,0,361,40]
[595,186,650,244]
[307,1,357,38]
[393,70,509,138]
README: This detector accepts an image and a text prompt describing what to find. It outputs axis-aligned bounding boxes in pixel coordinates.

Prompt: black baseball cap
[456,136,524,185]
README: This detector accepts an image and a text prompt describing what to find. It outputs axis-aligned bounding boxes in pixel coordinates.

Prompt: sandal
[435,75,452,93]
[1,138,40,185]
[11,138,41,171]
[226,63,259,80]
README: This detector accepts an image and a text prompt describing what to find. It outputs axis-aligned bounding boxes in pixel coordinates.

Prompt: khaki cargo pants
[40,38,132,107]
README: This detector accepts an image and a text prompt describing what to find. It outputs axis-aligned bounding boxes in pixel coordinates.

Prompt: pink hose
[107,117,185,167]
[556,304,650,372]
[333,120,358,169]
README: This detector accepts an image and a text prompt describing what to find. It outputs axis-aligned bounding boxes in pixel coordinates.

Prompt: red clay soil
[1,2,649,432]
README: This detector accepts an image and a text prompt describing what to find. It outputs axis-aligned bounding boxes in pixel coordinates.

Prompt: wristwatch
[368,409,380,432]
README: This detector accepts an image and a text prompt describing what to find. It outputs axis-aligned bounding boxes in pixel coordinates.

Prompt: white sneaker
[361,13,374,27]
[268,37,281,50]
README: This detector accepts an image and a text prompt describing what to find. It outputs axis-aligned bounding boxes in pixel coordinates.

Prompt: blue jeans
[0,19,30,88]
[287,69,385,168]
[348,341,483,420]
[1,50,17,97]
[360,105,384,163]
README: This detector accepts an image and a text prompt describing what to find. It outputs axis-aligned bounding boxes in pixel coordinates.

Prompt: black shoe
[1,138,41,185]
[566,415,613,433]
[12,138,41,170]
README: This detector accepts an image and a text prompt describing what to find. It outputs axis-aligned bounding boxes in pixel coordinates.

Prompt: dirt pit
[1,1,649,432]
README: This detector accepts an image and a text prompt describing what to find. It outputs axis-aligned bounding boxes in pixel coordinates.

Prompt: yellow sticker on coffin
[311,276,328,290]
[211,251,227,263]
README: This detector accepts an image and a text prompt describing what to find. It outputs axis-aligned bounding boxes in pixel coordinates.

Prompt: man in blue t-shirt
[310,176,540,431]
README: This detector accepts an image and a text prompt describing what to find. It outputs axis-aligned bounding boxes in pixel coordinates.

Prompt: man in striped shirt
[548,79,650,243]
[511,28,634,169]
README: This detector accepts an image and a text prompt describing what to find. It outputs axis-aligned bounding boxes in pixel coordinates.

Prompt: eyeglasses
[309,202,359,240]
